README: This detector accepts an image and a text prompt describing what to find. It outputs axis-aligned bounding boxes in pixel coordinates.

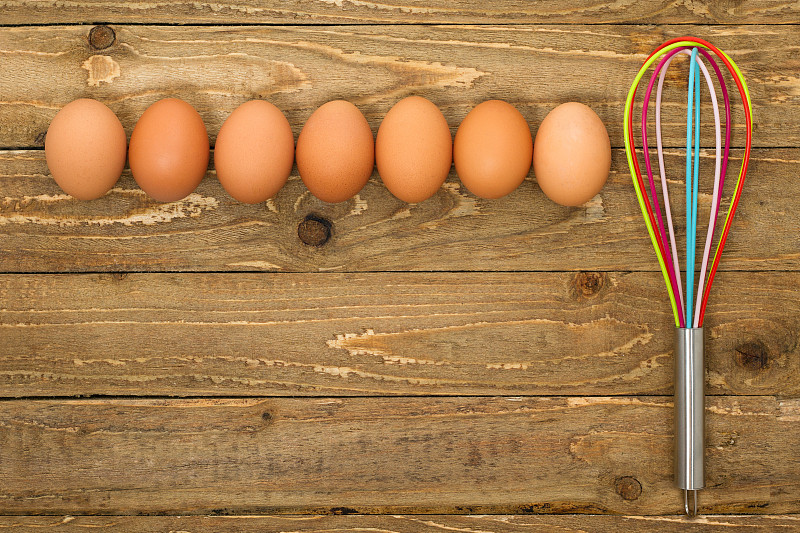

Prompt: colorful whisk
[623,37,753,516]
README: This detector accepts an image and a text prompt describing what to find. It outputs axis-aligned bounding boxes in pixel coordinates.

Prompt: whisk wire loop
[624,37,753,328]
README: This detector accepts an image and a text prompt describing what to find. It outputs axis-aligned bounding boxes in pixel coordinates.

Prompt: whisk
[623,37,753,516]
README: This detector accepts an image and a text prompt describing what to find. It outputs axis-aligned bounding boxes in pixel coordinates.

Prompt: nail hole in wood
[298,214,332,247]
[88,25,116,50]
[261,411,274,424]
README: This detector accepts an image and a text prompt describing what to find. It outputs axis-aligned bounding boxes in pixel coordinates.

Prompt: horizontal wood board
[1,148,796,272]
[3,514,800,531]
[3,0,800,25]
[1,396,798,515]
[1,271,798,397]
[0,25,797,149]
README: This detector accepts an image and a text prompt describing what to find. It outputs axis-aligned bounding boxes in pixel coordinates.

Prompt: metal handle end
[684,489,699,517]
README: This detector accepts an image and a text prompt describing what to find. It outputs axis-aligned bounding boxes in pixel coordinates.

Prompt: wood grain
[2,514,800,532]
[0,25,796,149]
[0,148,795,273]
[3,1,799,25]
[0,396,797,514]
[1,271,797,397]
[2,6,798,523]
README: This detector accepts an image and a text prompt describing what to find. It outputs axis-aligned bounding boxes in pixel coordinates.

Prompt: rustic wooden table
[1,1,799,531]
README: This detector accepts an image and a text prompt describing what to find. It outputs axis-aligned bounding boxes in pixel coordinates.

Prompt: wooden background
[1,1,799,531]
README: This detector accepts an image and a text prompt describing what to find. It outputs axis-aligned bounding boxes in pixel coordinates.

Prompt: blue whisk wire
[691,54,701,326]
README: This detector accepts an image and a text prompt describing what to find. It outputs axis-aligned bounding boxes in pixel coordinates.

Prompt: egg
[533,102,611,206]
[129,98,209,202]
[376,96,452,203]
[214,100,294,204]
[44,99,127,200]
[296,100,374,203]
[453,100,532,199]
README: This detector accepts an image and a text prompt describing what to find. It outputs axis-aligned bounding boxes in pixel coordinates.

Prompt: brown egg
[129,98,209,202]
[296,100,374,203]
[44,99,127,200]
[214,100,294,204]
[533,102,611,206]
[376,96,452,203]
[454,100,532,199]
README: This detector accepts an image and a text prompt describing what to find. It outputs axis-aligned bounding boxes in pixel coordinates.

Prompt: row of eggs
[45,96,611,207]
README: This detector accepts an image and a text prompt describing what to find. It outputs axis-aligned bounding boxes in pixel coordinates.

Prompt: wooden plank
[2,515,800,532]
[0,148,795,273]
[0,396,797,514]
[1,271,797,397]
[3,1,800,25]
[0,25,796,149]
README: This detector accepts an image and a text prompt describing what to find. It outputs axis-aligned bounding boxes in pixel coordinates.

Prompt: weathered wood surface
[2,514,800,532]
[1,271,797,398]
[0,396,798,515]
[1,2,798,524]
[0,25,797,149]
[3,0,800,25]
[1,148,796,272]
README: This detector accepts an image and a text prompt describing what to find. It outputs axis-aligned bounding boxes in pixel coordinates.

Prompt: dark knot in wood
[574,271,605,299]
[89,25,116,50]
[735,340,770,371]
[298,214,332,247]
[614,476,642,501]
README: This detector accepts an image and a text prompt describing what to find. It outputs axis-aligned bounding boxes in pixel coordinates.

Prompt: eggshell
[296,100,374,203]
[129,98,209,202]
[376,96,452,203]
[533,102,611,206]
[214,100,294,204]
[453,100,532,199]
[44,98,127,200]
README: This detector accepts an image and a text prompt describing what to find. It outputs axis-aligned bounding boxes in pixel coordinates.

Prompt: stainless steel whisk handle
[675,327,705,515]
